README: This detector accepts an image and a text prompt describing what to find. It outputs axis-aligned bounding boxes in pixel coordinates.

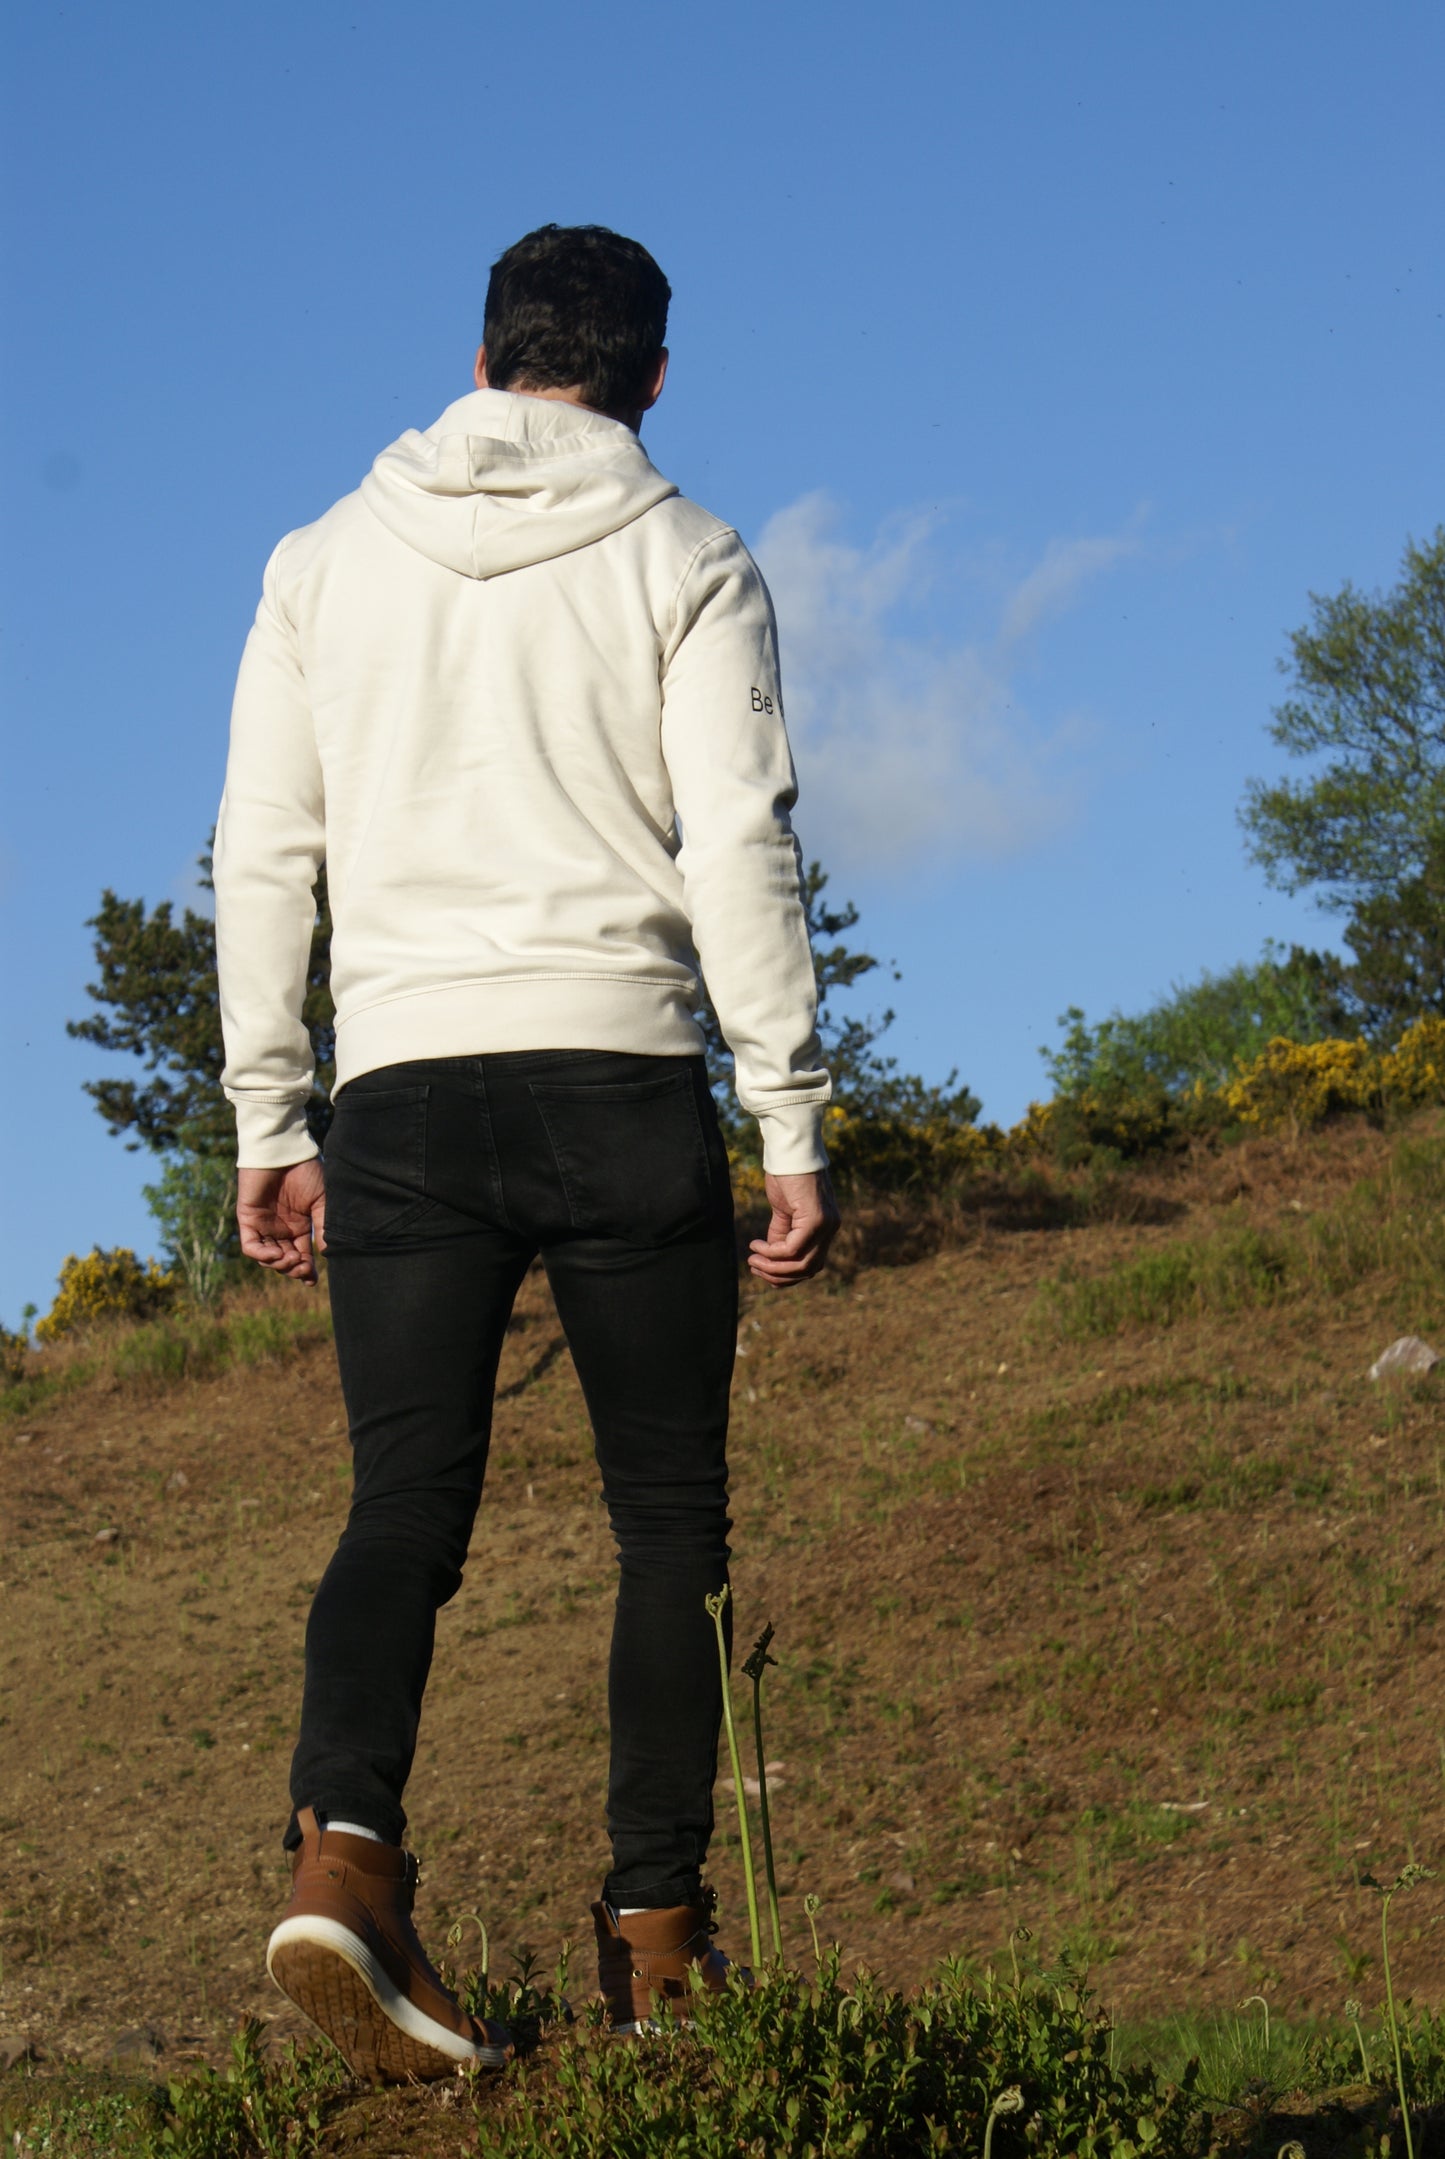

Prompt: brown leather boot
[266,1808,511,2082]
[591,1890,748,2033]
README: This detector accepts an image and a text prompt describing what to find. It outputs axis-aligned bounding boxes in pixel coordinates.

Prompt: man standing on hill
[213,224,837,2078]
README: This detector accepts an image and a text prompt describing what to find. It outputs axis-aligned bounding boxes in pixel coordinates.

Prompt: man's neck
[505,381,642,432]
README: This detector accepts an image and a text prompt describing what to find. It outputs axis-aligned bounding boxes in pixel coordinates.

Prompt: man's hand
[237,1160,327,1287]
[747,1170,840,1288]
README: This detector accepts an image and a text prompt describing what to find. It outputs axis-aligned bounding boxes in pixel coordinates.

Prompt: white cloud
[997,532,1138,648]
[754,494,1135,876]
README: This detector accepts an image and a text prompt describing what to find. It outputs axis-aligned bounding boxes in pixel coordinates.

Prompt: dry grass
[0,1275,333,1421]
[4,1108,1445,2092]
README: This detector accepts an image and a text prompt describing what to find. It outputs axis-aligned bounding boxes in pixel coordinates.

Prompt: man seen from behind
[214,223,837,2078]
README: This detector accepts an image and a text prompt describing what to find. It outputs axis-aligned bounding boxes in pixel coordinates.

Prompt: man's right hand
[237,1160,327,1286]
[747,1170,840,1287]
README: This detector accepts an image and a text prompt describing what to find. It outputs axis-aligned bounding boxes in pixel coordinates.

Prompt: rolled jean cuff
[601,1869,703,1911]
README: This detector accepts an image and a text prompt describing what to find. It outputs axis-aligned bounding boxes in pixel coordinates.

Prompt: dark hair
[483,225,670,414]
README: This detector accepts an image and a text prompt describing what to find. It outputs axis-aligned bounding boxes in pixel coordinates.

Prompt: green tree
[1297,826,1445,1042]
[142,1140,238,1305]
[1042,946,1335,1100]
[697,861,978,1150]
[1240,528,1445,911]
[68,849,336,1154]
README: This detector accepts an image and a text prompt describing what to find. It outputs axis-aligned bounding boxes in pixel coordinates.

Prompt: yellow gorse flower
[35,1247,176,1344]
[1223,1017,1445,1132]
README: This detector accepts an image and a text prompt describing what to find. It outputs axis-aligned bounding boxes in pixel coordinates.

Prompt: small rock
[0,2035,38,2071]
[720,1760,786,1798]
[165,1469,189,1493]
[886,1869,916,1893]
[1369,1336,1442,1382]
[12,1433,32,1445]
[903,1415,933,1435]
[110,2025,165,2067]
[93,1526,121,1546]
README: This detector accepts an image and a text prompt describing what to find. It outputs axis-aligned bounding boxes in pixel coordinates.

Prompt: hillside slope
[4,1114,1445,2069]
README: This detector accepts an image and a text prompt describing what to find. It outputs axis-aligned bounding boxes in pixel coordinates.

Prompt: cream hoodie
[213,389,830,1174]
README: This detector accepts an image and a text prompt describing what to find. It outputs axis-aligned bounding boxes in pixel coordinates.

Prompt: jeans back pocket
[530,1067,720,1245]
[322,1085,433,1246]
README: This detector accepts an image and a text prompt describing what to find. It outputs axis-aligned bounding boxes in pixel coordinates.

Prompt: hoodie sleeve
[212,537,326,1169]
[660,528,831,1174]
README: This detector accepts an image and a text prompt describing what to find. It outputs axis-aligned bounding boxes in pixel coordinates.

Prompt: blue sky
[3,0,1442,1327]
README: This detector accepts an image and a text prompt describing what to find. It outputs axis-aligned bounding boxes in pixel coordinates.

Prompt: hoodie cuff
[753,1101,830,1176]
[230,1095,320,1172]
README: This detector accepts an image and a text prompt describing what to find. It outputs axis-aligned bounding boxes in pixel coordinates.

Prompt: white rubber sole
[267,1914,508,2081]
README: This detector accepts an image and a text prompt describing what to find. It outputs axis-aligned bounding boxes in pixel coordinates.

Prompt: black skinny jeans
[287,1050,738,1911]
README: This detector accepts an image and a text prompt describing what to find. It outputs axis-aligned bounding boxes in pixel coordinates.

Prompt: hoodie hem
[333,977,707,1090]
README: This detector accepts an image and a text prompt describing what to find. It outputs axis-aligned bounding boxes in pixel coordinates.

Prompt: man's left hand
[237,1160,327,1286]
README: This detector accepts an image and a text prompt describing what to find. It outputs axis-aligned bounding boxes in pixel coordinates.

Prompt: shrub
[1223,1017,1445,1133]
[1378,1014,1445,1107]
[1011,1086,1210,1166]
[0,1322,29,1387]
[823,1103,994,1191]
[1221,1034,1379,1131]
[1041,948,1335,1101]
[34,1247,175,1344]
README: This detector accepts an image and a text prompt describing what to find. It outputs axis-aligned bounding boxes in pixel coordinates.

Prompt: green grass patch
[12,1963,1445,2157]
[109,1298,332,1386]
[1038,1135,1445,1339]
[0,1293,333,1418]
[1075,1801,1203,1860]
[1026,1374,1262,1444]
[3,1960,1210,2159]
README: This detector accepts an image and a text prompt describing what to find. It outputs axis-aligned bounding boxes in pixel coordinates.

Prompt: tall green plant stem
[983,2086,1024,2159]
[1366,1864,1435,2159]
[705,1586,762,1969]
[743,1623,783,1960]
[1383,1889,1414,2159]
[1383,1894,1414,2159]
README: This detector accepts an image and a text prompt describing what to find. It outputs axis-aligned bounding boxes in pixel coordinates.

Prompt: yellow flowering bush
[1222,1036,1378,1131]
[1221,1018,1445,1132]
[35,1247,176,1344]
[822,1103,996,1189]
[1378,1015,1445,1106]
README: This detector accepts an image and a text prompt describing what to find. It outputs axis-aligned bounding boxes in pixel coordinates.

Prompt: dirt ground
[4,1115,1445,2076]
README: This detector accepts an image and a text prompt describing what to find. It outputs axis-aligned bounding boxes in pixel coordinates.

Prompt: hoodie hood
[359,387,678,580]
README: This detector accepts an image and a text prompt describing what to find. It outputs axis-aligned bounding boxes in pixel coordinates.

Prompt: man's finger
[748,1258,819,1287]
[748,1238,824,1272]
[749,1215,823,1257]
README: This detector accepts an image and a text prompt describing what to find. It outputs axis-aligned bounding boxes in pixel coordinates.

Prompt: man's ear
[637,348,669,413]
[474,344,490,389]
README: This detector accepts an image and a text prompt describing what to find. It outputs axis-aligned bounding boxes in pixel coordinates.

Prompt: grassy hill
[4,1110,1445,2153]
